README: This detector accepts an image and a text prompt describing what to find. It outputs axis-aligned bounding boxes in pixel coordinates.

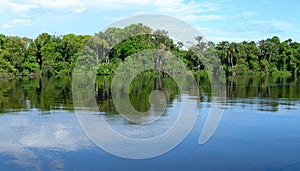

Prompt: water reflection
[226,76,300,99]
[226,76,300,112]
[0,110,91,170]
[0,77,73,113]
[1,75,300,114]
[0,75,300,170]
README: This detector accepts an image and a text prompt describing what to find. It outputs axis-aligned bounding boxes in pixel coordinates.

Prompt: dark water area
[1,75,300,171]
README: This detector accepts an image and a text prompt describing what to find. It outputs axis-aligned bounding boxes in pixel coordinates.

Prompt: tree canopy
[1,24,300,77]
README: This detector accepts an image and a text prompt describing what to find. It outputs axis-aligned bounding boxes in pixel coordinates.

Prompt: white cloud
[0,0,37,13]
[28,0,86,13]
[0,0,233,39]
[199,15,224,20]
[129,0,220,21]
[12,18,31,26]
[0,15,31,30]
[8,2,37,12]
[72,7,87,14]
[181,14,227,21]
[0,0,222,17]
[0,0,86,14]
[1,23,11,29]
[151,0,218,13]
[197,27,211,31]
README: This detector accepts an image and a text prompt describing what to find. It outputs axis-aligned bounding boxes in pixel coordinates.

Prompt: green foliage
[21,55,40,75]
[109,34,155,60]
[213,37,300,76]
[0,23,300,77]
[97,58,122,75]
[0,57,17,76]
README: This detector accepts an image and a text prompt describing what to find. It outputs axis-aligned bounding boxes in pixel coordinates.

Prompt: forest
[0,23,300,77]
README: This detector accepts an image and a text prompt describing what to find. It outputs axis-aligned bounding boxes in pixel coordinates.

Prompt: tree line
[0,23,300,77]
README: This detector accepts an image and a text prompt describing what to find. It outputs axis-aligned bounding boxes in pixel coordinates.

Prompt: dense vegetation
[1,23,300,77]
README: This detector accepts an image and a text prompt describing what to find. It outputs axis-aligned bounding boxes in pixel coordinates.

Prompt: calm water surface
[1,76,300,171]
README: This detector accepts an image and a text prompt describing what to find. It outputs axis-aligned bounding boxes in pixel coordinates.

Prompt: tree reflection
[0,76,300,114]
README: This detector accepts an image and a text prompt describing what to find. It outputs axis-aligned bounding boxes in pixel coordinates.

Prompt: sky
[0,0,299,42]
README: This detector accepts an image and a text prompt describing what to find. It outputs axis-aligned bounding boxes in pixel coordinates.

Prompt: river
[0,75,300,171]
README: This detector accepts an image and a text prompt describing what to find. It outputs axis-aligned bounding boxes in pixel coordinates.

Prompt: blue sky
[0,0,299,42]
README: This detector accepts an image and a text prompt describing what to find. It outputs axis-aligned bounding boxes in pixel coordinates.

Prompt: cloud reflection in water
[0,109,92,170]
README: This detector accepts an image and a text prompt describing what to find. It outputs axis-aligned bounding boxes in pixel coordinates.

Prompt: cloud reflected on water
[0,110,92,170]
